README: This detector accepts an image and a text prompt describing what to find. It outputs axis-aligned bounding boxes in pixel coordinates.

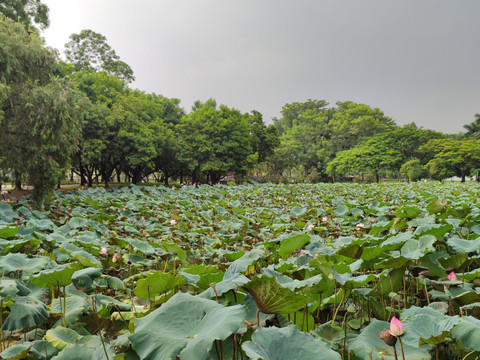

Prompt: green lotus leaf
[26,218,56,231]
[30,340,59,360]
[58,243,101,267]
[396,206,422,219]
[312,321,345,349]
[0,253,50,275]
[289,206,308,217]
[333,204,349,217]
[243,325,341,360]
[347,319,432,360]
[426,198,447,214]
[215,249,263,296]
[0,225,19,239]
[129,292,246,360]
[400,235,436,260]
[161,242,186,260]
[30,264,76,288]
[242,275,309,314]
[450,316,480,351]
[401,313,461,347]
[2,296,49,331]
[105,275,126,291]
[0,204,18,223]
[134,272,186,299]
[50,295,89,326]
[0,341,35,360]
[0,279,20,298]
[71,267,103,291]
[437,253,469,271]
[278,234,310,258]
[45,326,81,350]
[50,342,115,360]
[414,224,453,240]
[447,236,480,254]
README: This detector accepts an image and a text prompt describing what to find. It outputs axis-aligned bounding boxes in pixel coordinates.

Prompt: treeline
[1,4,480,207]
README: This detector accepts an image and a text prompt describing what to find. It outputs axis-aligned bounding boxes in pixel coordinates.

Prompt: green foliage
[0,0,49,30]
[0,17,87,206]
[400,159,428,181]
[177,99,254,183]
[65,29,134,83]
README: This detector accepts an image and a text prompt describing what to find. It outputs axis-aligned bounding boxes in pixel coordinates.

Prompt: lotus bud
[170,219,177,225]
[100,247,108,256]
[379,329,397,346]
[112,253,122,263]
[390,316,405,336]
[448,271,458,281]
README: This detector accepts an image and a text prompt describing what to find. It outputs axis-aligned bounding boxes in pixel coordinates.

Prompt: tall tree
[0,17,87,205]
[0,0,49,30]
[420,139,480,182]
[178,100,253,184]
[463,114,480,139]
[65,29,135,83]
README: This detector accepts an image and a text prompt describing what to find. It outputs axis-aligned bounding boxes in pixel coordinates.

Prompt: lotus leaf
[45,326,82,349]
[0,253,50,275]
[450,316,480,351]
[129,292,246,360]
[0,341,35,360]
[134,272,186,299]
[0,225,19,239]
[347,319,432,360]
[243,325,341,360]
[2,296,49,331]
[30,263,76,288]
[50,295,89,326]
[71,267,103,291]
[242,275,309,314]
[278,233,310,258]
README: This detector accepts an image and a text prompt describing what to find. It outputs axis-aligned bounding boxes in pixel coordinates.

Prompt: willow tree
[0,17,87,206]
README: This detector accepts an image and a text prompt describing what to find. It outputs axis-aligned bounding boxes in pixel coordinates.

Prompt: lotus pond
[1,182,480,359]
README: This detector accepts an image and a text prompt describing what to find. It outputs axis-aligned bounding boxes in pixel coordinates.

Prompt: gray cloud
[42,0,480,133]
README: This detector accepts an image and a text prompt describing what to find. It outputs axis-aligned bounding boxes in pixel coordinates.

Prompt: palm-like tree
[464,114,480,139]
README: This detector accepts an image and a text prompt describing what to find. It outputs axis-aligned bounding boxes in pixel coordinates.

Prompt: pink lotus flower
[123,207,126,211]
[322,216,328,222]
[356,223,365,228]
[112,253,122,263]
[390,316,405,336]
[141,216,146,221]
[448,271,458,281]
[100,247,108,256]
[308,224,315,231]
[170,219,177,226]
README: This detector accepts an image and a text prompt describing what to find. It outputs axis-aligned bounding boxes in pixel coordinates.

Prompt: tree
[463,114,480,139]
[177,100,253,184]
[0,17,87,205]
[65,29,134,83]
[326,136,403,182]
[0,0,49,30]
[420,139,480,182]
[399,159,428,181]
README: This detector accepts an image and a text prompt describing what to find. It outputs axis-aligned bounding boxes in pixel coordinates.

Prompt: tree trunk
[375,173,380,183]
[14,170,22,190]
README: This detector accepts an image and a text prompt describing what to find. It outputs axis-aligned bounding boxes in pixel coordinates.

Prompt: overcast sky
[41,0,480,133]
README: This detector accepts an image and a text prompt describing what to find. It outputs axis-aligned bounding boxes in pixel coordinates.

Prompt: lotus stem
[398,337,406,360]
[63,286,67,327]
[332,289,346,326]
[256,309,260,328]
[462,350,477,360]
[392,345,398,360]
